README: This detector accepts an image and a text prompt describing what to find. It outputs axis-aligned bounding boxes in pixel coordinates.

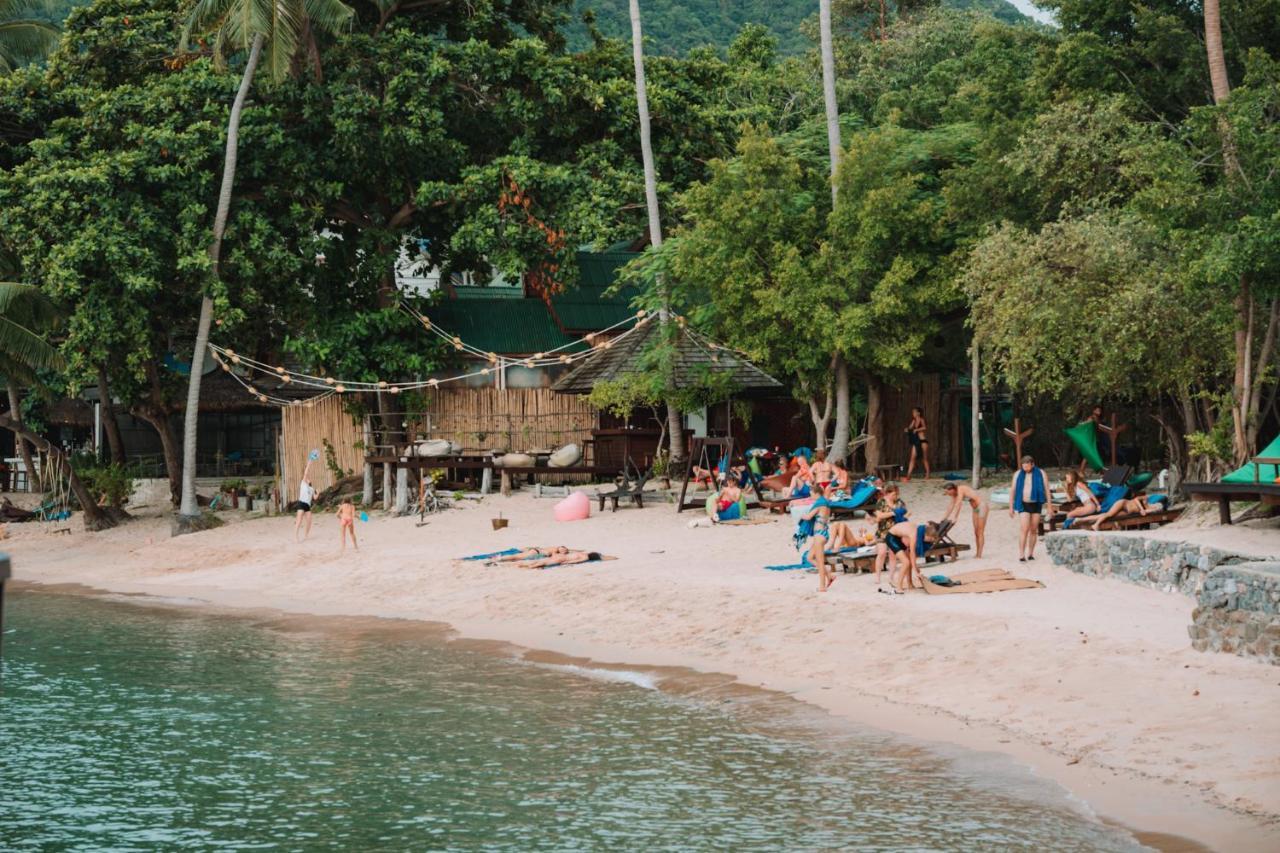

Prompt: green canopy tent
[1223,433,1280,484]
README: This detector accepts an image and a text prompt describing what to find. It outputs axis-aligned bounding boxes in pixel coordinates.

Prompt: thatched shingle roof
[552,319,783,395]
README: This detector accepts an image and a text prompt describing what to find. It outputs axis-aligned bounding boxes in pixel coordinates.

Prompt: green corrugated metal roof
[451,284,524,300]
[551,250,643,332]
[426,299,578,355]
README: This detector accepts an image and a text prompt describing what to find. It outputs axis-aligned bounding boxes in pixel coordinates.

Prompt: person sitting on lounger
[513,549,603,569]
[788,456,814,498]
[830,458,851,498]
[1062,471,1100,522]
[941,482,989,558]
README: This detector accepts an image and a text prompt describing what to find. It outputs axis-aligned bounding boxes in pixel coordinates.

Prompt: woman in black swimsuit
[905,406,931,481]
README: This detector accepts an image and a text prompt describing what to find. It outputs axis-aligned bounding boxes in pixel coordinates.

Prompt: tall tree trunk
[96,366,126,465]
[807,380,833,452]
[864,376,883,471]
[0,413,114,530]
[1202,0,1255,463]
[818,0,841,206]
[829,354,851,462]
[179,33,264,521]
[1246,298,1278,452]
[971,345,980,489]
[818,1,850,463]
[6,383,39,492]
[134,408,182,507]
[628,0,684,467]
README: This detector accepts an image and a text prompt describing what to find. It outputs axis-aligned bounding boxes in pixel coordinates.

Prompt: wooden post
[394,465,408,515]
[382,462,391,511]
[1098,413,1129,468]
[362,417,374,506]
[1003,417,1034,469]
[970,347,980,489]
[0,554,10,660]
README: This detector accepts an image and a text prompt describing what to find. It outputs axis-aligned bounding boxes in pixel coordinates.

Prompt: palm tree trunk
[818,0,851,464]
[178,33,264,520]
[829,354,851,463]
[819,0,841,206]
[1202,0,1256,463]
[628,0,684,468]
[6,383,39,492]
[96,366,127,465]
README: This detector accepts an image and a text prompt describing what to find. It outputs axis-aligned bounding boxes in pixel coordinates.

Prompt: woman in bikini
[488,546,568,564]
[809,449,834,492]
[941,482,989,558]
[871,484,921,593]
[904,407,931,481]
[1062,471,1100,523]
[800,483,860,593]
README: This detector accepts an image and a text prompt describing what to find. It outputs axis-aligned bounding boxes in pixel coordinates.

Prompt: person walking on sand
[904,407,931,480]
[337,497,358,553]
[295,467,317,543]
[942,481,989,558]
[1010,455,1053,562]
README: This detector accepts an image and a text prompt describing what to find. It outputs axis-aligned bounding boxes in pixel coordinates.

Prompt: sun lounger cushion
[548,444,582,467]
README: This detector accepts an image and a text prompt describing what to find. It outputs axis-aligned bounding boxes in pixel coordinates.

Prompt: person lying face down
[512,549,603,569]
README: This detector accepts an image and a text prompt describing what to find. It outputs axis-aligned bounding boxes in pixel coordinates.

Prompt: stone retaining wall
[1189,563,1280,664]
[1046,532,1279,665]
[1043,532,1238,596]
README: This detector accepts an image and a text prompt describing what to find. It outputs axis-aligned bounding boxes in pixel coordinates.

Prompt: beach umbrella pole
[0,553,10,662]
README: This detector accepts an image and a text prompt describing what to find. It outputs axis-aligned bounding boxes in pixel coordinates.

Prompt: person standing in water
[904,406,931,480]
[1010,455,1053,562]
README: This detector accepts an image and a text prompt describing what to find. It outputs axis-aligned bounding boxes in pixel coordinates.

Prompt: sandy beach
[6,478,1279,850]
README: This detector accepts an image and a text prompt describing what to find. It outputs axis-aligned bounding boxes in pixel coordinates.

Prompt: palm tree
[627,0,685,470]
[176,0,353,524]
[818,0,853,465]
[0,283,113,530]
[0,0,58,72]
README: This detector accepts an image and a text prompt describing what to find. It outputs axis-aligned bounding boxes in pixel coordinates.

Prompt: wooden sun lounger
[834,543,970,574]
[1045,506,1183,533]
[1183,479,1280,524]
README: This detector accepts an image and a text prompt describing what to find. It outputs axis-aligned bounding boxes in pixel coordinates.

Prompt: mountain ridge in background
[569,0,1032,55]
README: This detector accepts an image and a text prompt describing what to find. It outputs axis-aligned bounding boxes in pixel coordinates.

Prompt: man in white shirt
[295,466,317,542]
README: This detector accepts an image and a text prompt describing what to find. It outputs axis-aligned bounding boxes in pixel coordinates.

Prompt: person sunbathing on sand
[513,550,602,569]
[489,546,569,564]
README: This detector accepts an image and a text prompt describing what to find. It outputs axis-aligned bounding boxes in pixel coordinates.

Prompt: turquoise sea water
[0,589,1145,850]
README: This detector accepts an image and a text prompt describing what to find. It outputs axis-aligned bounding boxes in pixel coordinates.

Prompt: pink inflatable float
[553,490,591,522]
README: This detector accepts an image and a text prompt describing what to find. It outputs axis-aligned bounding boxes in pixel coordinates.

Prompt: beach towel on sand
[461,548,522,561]
[922,569,1043,595]
[765,545,874,572]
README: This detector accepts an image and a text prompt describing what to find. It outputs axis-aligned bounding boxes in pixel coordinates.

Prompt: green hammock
[1222,433,1280,484]
[1064,421,1106,472]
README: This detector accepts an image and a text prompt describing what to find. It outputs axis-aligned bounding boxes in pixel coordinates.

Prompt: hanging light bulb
[248,385,258,395]
[523,359,533,368]
[559,355,570,364]
[635,309,646,318]
[275,366,286,375]
[377,380,388,389]
[324,377,335,385]
[335,384,346,394]
[257,394,268,403]
[481,367,490,375]
[487,352,498,364]
[421,317,432,330]
[452,337,463,350]
[429,378,439,388]
[281,374,291,384]
[534,352,545,360]
[231,354,241,364]
[290,399,301,406]
[389,386,401,395]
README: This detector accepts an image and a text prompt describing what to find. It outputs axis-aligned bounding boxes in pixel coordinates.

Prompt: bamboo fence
[407,388,597,455]
[877,375,953,471]
[280,396,365,501]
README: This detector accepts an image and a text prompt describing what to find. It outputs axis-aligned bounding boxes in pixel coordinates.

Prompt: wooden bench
[834,543,970,574]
